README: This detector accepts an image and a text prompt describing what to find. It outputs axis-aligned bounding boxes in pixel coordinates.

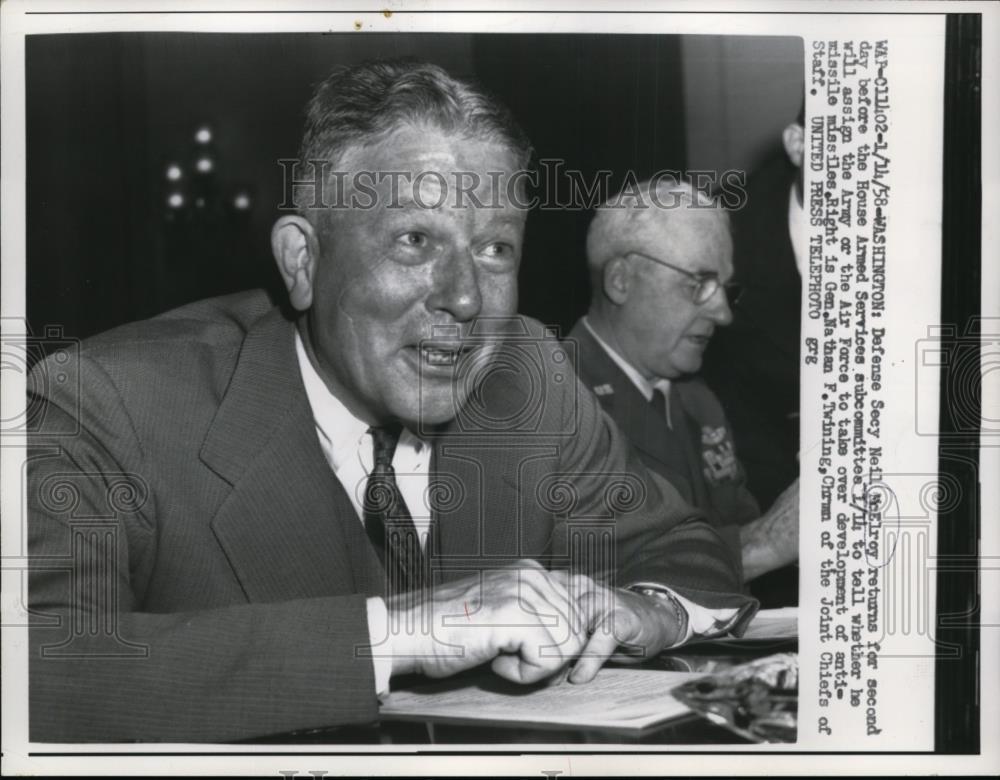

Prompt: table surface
[248,638,797,746]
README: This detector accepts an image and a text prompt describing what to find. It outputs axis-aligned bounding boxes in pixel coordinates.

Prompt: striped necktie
[363,425,425,594]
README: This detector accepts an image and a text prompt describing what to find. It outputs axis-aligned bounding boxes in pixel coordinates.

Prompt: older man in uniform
[569,178,799,588]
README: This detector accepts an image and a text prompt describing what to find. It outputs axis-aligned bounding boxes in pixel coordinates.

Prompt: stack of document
[380,668,701,732]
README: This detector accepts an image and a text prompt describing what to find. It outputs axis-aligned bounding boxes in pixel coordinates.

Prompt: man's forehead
[326,126,525,214]
[411,148,460,167]
[638,208,732,271]
[339,125,518,172]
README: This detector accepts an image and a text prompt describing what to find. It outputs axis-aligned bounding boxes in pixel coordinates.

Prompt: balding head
[583,177,735,380]
[586,177,729,293]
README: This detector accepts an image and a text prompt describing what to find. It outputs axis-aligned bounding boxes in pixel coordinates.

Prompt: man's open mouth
[421,346,461,366]
[418,342,482,367]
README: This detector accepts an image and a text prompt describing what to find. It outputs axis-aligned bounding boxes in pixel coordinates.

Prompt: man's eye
[398,232,428,248]
[481,242,514,259]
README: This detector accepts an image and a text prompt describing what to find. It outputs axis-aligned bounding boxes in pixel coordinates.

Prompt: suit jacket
[28,290,753,743]
[702,153,801,510]
[568,320,760,572]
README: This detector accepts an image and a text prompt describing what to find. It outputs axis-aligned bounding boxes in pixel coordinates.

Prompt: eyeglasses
[627,250,744,307]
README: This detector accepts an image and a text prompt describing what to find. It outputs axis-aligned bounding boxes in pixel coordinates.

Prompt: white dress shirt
[296,332,434,547]
[296,332,414,695]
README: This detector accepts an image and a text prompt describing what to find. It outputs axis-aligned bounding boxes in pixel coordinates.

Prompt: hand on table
[384,560,687,686]
[385,559,593,684]
[567,584,687,683]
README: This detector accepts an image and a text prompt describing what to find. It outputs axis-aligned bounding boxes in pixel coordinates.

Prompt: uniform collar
[581,316,671,402]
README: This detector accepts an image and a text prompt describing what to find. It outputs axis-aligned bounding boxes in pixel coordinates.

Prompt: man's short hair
[296,59,533,211]
[585,177,728,290]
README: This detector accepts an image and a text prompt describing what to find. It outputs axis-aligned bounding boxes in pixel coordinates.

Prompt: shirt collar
[295,330,371,473]
[582,316,670,402]
[295,330,429,476]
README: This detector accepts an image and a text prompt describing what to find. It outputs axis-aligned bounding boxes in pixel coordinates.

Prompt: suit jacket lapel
[199,308,384,602]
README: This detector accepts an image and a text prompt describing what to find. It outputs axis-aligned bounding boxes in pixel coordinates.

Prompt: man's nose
[427,247,483,322]
[704,286,733,326]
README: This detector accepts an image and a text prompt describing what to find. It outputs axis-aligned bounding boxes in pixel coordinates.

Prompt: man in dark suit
[569,177,799,589]
[28,61,753,743]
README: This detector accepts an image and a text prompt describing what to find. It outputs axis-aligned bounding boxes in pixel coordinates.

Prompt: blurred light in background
[163,123,236,220]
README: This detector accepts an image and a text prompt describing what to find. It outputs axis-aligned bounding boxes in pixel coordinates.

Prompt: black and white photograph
[1,1,995,776]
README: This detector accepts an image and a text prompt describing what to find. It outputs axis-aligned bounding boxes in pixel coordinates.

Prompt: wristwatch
[627,584,690,643]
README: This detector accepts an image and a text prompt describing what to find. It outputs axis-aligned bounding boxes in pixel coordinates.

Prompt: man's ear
[602,256,632,305]
[782,122,805,169]
[271,215,320,312]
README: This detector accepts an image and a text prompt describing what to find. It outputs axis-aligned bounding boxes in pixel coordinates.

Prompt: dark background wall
[26,32,801,342]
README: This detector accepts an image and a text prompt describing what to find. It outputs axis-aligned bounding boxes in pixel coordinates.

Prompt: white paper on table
[379,668,701,732]
[739,607,798,641]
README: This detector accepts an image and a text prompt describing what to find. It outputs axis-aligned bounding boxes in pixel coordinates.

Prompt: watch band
[627,584,690,642]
